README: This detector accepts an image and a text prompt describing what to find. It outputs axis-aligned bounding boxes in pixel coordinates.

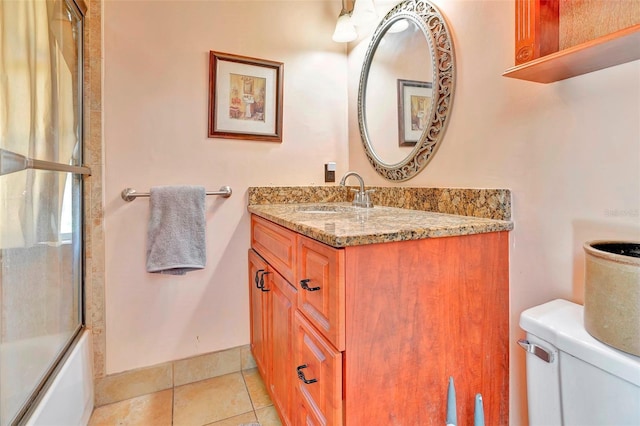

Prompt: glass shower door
[0,0,85,424]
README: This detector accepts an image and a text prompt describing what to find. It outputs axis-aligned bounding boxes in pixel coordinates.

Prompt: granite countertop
[248,202,513,248]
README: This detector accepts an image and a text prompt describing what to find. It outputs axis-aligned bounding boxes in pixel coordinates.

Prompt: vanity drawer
[297,235,345,351]
[294,312,343,426]
[251,215,296,284]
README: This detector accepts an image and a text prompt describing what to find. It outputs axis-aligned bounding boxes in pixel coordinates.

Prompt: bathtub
[25,330,94,426]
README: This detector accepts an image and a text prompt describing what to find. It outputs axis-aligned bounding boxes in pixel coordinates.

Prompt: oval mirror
[358,0,455,181]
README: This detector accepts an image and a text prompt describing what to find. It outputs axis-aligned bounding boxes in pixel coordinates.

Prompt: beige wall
[103,1,349,374]
[102,0,640,424]
[348,0,640,424]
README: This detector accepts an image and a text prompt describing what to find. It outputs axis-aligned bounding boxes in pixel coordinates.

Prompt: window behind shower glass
[0,0,85,424]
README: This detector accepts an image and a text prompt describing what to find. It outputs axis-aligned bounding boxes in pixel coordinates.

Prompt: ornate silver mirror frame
[358,0,455,181]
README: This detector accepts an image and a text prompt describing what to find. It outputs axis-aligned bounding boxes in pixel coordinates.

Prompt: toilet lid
[520,299,640,387]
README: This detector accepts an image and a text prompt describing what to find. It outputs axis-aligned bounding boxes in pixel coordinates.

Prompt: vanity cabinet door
[251,215,297,283]
[297,235,345,351]
[295,386,328,426]
[249,249,270,382]
[269,270,297,426]
[294,312,343,426]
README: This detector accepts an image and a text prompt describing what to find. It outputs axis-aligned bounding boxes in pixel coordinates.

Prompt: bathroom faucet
[339,171,374,208]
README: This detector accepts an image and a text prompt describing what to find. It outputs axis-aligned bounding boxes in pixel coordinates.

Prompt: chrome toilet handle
[518,339,555,363]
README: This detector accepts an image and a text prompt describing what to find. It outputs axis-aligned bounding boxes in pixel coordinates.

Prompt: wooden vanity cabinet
[248,250,270,381]
[250,214,510,425]
[342,234,509,424]
[294,312,343,426]
[249,246,297,426]
[297,236,345,351]
[269,269,297,424]
[251,213,296,283]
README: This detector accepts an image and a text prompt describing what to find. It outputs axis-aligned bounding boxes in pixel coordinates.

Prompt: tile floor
[88,368,282,426]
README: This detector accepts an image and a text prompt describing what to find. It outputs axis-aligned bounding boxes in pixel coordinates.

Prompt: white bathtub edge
[25,330,94,426]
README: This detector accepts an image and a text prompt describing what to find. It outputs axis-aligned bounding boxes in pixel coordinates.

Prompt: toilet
[519,299,640,425]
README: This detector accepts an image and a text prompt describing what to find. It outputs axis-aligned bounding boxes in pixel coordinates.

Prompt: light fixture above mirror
[332,0,358,42]
[332,0,378,43]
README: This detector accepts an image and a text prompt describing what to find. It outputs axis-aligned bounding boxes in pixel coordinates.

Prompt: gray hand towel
[146,185,206,275]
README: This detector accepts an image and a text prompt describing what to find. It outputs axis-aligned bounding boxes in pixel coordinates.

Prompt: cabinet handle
[296,364,317,384]
[300,279,321,292]
[259,271,271,292]
[254,269,265,288]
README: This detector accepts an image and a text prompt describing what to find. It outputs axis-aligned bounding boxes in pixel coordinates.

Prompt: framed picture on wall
[208,51,284,142]
[397,79,433,146]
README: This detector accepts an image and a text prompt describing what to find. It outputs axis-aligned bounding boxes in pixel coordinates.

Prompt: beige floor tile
[242,367,272,410]
[173,372,253,426]
[205,410,258,425]
[255,405,283,426]
[88,389,172,426]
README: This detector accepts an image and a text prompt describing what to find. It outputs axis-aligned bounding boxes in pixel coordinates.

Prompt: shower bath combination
[0,0,94,424]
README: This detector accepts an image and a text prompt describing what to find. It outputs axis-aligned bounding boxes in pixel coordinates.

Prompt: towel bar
[121,186,232,202]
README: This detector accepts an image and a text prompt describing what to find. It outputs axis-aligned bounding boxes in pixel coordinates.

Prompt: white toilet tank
[519,299,640,426]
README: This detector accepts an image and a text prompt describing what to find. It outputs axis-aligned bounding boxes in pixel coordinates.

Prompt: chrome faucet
[339,171,374,208]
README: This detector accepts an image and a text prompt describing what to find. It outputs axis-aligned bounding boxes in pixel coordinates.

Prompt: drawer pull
[300,279,321,292]
[296,364,318,384]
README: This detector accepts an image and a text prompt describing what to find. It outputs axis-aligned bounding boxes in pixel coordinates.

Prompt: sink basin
[296,205,348,214]
[584,241,640,356]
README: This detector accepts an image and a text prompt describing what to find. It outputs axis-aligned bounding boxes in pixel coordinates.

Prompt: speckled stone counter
[248,186,511,220]
[248,202,513,247]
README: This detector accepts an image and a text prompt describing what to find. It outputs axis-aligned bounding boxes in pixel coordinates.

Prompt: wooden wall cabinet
[504,0,640,83]
[514,0,559,65]
[250,214,510,425]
